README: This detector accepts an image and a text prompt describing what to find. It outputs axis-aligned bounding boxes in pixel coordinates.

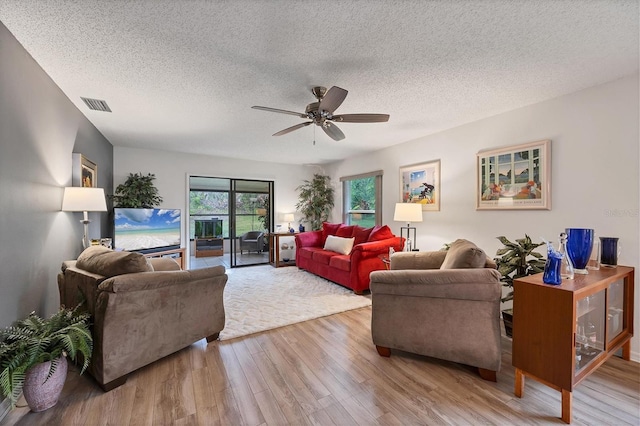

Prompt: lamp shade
[62,187,107,212]
[283,213,295,222]
[393,203,423,223]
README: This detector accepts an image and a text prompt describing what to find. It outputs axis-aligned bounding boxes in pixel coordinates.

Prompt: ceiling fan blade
[321,121,345,141]
[332,113,390,123]
[318,86,348,113]
[252,106,307,118]
[273,121,312,136]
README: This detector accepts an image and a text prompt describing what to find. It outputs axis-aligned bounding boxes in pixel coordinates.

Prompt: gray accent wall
[0,22,113,328]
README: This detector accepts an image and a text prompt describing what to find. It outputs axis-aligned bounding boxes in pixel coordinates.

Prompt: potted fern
[0,305,92,412]
[494,235,546,337]
[295,174,335,231]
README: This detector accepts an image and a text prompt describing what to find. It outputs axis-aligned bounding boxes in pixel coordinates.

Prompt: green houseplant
[111,172,163,208]
[295,174,335,231]
[0,305,92,411]
[494,234,546,337]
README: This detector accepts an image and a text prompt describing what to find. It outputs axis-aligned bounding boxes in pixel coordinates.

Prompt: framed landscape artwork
[476,139,551,210]
[399,159,440,211]
[72,153,97,188]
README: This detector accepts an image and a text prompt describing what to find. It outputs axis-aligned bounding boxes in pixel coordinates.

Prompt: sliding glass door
[229,179,273,267]
[189,176,273,268]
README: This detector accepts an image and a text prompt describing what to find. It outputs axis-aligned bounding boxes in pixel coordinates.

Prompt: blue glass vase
[543,255,562,285]
[565,228,594,274]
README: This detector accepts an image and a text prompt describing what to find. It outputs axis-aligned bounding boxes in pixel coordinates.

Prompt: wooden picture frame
[399,159,440,211]
[476,139,551,210]
[72,153,97,188]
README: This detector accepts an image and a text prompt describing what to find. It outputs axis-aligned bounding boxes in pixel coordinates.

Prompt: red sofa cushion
[353,226,373,245]
[322,222,342,243]
[298,246,322,260]
[312,249,338,265]
[329,255,351,272]
[369,225,394,242]
[335,225,355,238]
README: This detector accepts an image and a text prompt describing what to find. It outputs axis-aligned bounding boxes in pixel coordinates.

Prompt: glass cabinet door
[575,290,605,372]
[607,279,625,341]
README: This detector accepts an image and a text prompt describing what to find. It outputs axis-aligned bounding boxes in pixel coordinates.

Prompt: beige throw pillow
[323,235,356,255]
[440,239,487,269]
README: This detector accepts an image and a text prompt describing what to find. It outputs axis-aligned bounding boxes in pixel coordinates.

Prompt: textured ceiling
[1,1,638,165]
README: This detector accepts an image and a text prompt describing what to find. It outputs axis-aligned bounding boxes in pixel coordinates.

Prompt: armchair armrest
[389,250,447,270]
[370,268,501,302]
[295,230,323,248]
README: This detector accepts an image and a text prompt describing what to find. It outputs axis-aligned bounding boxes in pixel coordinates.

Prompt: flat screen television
[114,208,181,253]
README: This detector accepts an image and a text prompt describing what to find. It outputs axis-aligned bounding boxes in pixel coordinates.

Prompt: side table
[268,232,299,268]
[378,254,391,270]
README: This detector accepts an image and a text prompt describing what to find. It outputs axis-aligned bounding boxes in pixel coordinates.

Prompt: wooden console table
[512,266,634,424]
[143,247,186,270]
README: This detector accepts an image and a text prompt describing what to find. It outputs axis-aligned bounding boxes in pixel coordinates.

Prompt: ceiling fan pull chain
[313,125,316,145]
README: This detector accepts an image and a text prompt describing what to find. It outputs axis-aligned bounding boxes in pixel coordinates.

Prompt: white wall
[113,146,318,265]
[326,75,640,360]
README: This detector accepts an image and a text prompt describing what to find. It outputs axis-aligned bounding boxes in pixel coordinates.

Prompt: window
[341,170,383,227]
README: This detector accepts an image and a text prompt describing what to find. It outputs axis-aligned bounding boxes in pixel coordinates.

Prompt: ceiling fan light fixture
[252,85,389,141]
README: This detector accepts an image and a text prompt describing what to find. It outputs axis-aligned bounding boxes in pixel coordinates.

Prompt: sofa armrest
[295,230,323,248]
[370,268,501,302]
[98,266,226,293]
[352,236,404,256]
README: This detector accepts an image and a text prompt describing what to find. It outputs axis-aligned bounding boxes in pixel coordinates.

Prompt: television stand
[195,237,224,257]
[143,247,185,269]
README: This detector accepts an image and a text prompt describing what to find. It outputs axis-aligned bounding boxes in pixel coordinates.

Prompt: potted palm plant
[0,305,92,412]
[494,234,546,337]
[295,174,335,231]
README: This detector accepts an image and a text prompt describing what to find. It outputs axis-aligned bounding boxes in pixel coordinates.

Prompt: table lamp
[62,187,108,248]
[394,203,423,251]
[283,213,295,233]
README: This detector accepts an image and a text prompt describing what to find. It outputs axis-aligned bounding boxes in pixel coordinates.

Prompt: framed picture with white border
[399,159,440,211]
[476,139,551,210]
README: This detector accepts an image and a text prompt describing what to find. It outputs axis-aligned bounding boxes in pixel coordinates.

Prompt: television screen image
[114,208,181,252]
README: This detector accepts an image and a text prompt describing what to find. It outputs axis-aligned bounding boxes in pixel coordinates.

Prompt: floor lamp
[394,203,423,251]
[62,187,108,248]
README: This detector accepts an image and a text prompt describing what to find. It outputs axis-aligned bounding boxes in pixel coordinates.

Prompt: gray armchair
[239,231,265,254]
[58,246,227,391]
[369,239,502,381]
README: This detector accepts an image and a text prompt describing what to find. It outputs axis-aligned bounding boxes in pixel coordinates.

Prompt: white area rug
[220,265,371,340]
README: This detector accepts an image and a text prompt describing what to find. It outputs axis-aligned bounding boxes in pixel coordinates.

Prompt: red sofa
[295,223,405,294]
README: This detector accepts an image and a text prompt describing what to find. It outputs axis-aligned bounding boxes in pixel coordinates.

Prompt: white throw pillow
[323,235,355,255]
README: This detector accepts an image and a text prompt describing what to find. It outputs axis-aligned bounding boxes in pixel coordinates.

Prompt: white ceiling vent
[81,97,112,112]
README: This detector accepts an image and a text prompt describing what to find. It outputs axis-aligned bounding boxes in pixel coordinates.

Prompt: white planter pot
[22,356,68,412]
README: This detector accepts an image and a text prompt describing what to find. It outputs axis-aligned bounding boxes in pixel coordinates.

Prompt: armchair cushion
[440,239,487,269]
[76,246,152,278]
[390,250,447,270]
[323,235,355,255]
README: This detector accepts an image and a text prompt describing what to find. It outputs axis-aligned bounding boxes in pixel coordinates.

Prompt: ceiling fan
[252,86,390,141]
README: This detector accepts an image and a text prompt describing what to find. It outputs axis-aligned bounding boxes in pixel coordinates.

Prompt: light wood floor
[3,307,639,425]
